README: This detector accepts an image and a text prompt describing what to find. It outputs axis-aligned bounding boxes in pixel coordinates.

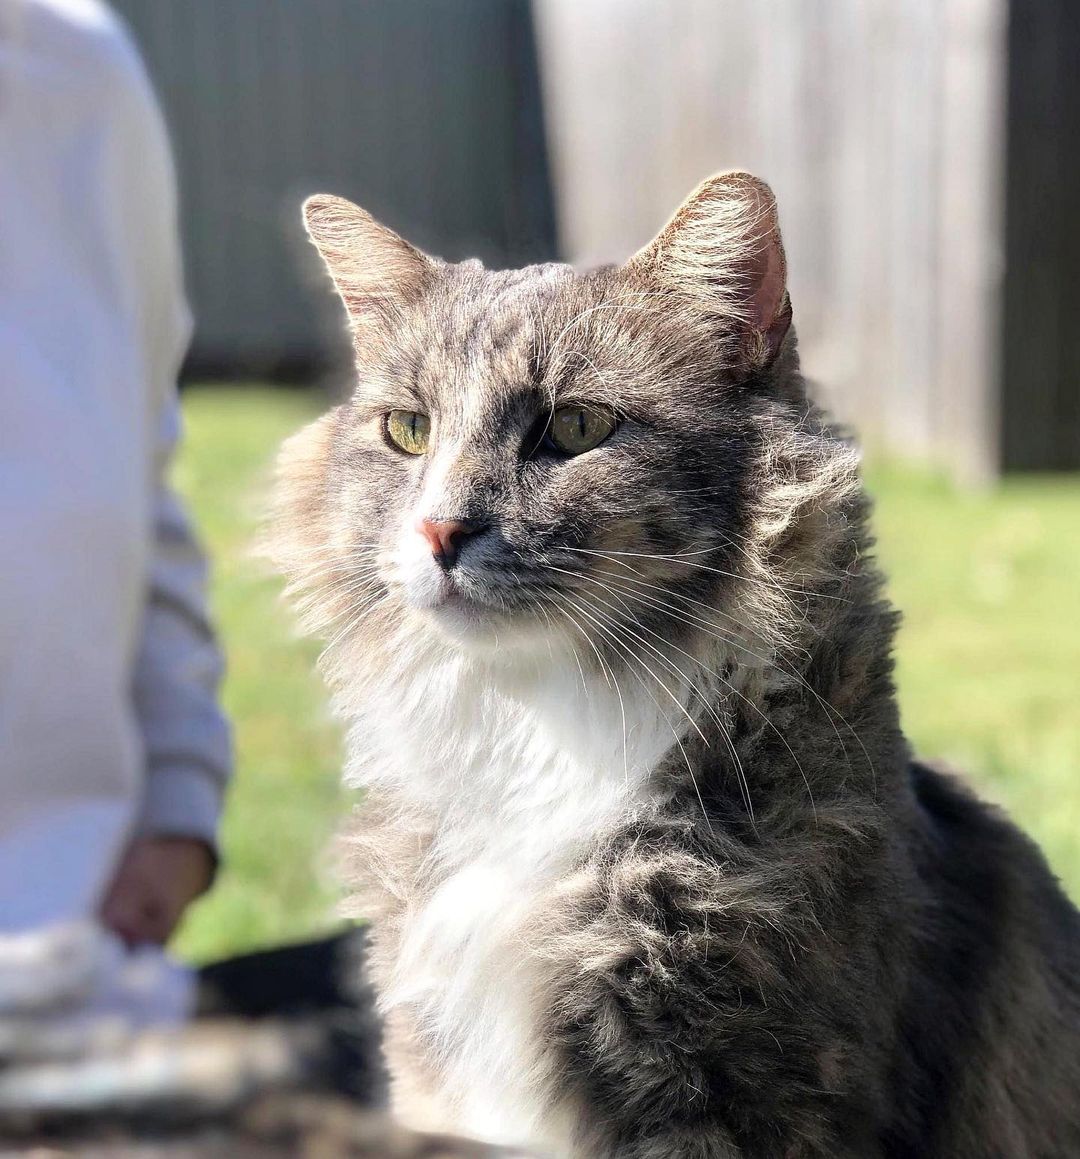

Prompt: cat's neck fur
[336,631,683,876]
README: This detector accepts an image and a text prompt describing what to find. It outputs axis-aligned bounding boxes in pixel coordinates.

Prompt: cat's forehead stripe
[414,265,574,400]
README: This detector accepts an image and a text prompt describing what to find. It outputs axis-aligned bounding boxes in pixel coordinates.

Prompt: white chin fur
[351,516,701,1148]
[419,603,521,652]
[395,545,450,612]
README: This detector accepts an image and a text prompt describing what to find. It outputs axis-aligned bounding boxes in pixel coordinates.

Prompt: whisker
[321,591,392,654]
[546,293,671,364]
[539,594,631,787]
[568,585,754,825]
[565,546,848,603]
[552,590,709,826]
[563,570,817,822]
[582,566,874,792]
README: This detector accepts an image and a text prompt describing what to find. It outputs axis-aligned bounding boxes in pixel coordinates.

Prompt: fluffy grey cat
[271,172,1080,1158]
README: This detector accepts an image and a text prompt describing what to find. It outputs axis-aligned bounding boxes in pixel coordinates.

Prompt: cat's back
[884,761,1080,1157]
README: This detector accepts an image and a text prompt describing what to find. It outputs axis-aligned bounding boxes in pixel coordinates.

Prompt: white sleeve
[133,404,233,846]
[111,7,233,844]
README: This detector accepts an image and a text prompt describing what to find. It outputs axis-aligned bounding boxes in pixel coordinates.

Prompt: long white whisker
[553,590,709,825]
[584,566,874,793]
[568,571,817,822]
[547,293,671,364]
[569,585,754,825]
[540,593,630,787]
[566,545,847,603]
[321,591,391,654]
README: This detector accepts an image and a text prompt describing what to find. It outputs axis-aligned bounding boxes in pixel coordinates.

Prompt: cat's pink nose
[417,518,483,570]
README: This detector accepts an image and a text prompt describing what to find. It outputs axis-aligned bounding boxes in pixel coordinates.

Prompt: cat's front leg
[540,839,891,1159]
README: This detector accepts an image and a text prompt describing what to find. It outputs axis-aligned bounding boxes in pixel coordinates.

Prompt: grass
[868,461,1080,893]
[172,387,346,963]
[172,386,1080,961]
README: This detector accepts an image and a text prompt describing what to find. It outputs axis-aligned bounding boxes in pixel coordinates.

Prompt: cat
[270,172,1080,1158]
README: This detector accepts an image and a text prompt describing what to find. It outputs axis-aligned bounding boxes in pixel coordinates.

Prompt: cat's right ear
[629,171,791,371]
[302,194,434,329]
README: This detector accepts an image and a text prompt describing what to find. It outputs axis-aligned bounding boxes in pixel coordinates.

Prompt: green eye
[547,405,618,456]
[385,410,430,455]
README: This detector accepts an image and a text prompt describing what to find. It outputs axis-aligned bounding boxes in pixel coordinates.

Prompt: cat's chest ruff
[350,642,681,855]
[355,645,681,1145]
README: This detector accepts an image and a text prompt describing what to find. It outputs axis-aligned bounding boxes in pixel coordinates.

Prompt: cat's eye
[546,405,618,456]
[385,410,431,455]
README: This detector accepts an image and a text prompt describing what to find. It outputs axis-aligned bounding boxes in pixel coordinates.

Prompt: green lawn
[172,387,347,962]
[172,386,1080,962]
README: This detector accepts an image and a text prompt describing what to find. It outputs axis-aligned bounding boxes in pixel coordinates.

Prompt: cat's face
[282,173,799,656]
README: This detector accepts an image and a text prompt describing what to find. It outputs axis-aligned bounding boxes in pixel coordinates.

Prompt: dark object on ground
[0,929,522,1157]
[196,927,385,1104]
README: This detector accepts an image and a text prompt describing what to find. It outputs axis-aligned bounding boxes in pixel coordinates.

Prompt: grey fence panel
[1001,0,1080,470]
[113,0,556,378]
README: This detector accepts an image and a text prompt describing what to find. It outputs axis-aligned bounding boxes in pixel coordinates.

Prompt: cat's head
[274,173,857,668]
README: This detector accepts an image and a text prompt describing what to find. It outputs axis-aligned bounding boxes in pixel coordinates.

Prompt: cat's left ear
[302,194,434,332]
[630,171,792,369]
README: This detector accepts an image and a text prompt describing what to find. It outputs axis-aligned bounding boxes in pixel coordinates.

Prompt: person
[0,0,230,1035]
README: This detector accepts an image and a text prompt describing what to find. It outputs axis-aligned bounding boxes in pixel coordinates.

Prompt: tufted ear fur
[302,194,434,331]
[631,171,792,369]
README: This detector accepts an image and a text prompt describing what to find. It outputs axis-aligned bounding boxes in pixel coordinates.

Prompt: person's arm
[102,431,233,946]
[97,10,232,943]
[103,284,232,949]
[132,408,232,851]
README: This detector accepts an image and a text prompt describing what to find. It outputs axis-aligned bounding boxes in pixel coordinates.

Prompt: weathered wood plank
[534,0,1010,478]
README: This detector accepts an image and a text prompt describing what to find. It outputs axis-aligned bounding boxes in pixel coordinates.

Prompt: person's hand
[100,835,215,946]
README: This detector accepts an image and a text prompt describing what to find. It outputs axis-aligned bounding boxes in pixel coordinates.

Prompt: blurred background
[107,0,1079,960]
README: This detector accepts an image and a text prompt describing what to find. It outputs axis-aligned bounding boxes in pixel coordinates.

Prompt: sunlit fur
[271,175,1080,1158]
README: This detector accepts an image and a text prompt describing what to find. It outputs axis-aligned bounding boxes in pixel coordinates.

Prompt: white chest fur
[339,639,683,1148]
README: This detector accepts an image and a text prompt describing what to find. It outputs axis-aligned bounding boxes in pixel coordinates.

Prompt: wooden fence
[534,0,1010,480]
